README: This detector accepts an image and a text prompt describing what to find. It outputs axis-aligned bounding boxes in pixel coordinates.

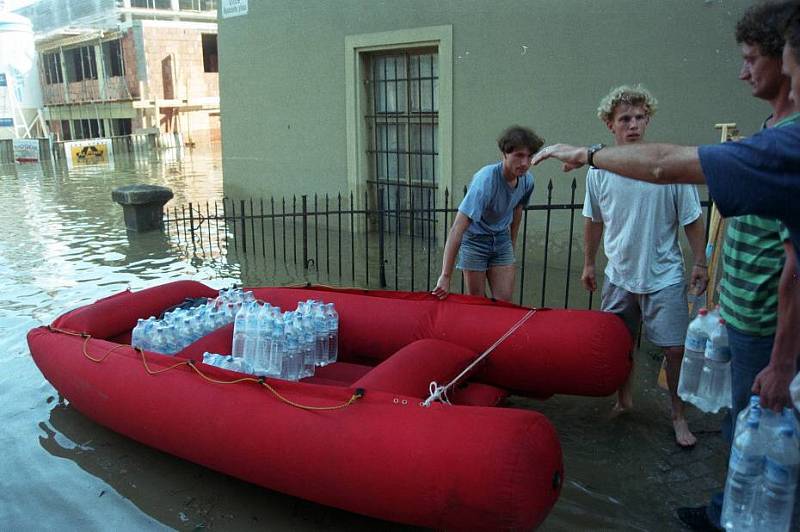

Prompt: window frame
[345,26,452,210]
[43,51,63,85]
[201,33,218,73]
[102,39,124,78]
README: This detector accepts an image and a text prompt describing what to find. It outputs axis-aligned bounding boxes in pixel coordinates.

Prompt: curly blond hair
[597,85,658,123]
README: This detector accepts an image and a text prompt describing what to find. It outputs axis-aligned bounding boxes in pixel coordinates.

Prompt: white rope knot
[422,309,536,407]
[422,381,450,407]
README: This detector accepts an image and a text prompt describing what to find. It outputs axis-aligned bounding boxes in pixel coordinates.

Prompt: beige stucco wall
[219,0,768,203]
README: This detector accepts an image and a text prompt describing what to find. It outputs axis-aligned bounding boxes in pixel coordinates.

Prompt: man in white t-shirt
[582,85,708,448]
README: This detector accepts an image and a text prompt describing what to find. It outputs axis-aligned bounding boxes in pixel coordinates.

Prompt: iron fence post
[377,186,387,288]
[239,199,246,253]
[302,194,309,270]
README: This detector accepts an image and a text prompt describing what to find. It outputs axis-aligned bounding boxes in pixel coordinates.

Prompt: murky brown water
[0,142,726,530]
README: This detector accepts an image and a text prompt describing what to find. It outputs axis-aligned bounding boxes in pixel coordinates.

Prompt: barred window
[102,39,124,78]
[131,0,172,9]
[365,48,438,235]
[43,52,63,85]
[179,0,217,10]
[64,46,97,82]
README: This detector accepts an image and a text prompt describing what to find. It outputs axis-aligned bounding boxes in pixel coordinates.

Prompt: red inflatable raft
[27,280,632,530]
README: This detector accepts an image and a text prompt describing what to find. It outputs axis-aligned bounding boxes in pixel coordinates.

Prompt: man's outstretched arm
[531,143,706,185]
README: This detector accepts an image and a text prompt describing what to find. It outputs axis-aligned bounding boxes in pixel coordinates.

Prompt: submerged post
[111,184,174,232]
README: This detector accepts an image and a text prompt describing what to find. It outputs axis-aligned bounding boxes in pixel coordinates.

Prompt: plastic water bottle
[135,317,158,352]
[150,323,168,354]
[282,331,301,381]
[253,304,273,374]
[191,304,209,339]
[210,307,227,329]
[243,302,260,361]
[179,319,192,350]
[695,318,732,413]
[202,352,254,374]
[734,396,762,440]
[782,407,800,444]
[754,423,799,531]
[231,302,250,359]
[722,406,765,531]
[324,302,339,365]
[312,303,329,366]
[131,318,147,349]
[678,308,710,403]
[267,321,285,377]
[299,314,316,378]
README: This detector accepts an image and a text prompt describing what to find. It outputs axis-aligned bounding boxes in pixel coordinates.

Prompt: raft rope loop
[47,326,364,411]
[422,309,537,408]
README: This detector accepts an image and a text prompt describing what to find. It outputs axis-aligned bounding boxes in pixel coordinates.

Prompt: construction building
[16,0,219,146]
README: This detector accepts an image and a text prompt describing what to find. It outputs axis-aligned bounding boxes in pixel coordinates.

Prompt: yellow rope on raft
[47,326,364,411]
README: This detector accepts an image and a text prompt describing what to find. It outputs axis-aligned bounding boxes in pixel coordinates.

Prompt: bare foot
[609,398,633,418]
[673,417,697,448]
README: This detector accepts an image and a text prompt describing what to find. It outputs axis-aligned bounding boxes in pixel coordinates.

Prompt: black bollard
[112,184,174,232]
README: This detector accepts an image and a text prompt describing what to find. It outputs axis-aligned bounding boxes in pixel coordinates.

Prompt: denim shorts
[456,231,515,271]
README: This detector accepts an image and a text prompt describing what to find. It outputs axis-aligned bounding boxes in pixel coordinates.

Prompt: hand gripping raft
[423,309,537,407]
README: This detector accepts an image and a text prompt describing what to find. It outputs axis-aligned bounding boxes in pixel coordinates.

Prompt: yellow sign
[70,144,108,165]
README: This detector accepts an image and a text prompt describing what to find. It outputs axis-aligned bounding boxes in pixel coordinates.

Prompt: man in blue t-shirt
[530,7,800,421]
[432,126,544,302]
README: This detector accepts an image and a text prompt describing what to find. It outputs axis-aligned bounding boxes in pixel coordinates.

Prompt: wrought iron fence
[164,180,713,311]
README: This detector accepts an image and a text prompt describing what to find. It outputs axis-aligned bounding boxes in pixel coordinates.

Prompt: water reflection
[40,400,419,531]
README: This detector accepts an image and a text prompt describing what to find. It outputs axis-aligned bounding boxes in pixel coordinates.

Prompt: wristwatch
[587,143,605,167]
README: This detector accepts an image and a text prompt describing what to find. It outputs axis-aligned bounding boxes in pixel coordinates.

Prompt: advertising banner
[64,138,114,168]
[12,138,39,163]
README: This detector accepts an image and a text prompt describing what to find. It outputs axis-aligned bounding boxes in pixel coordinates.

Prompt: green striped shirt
[718,112,799,335]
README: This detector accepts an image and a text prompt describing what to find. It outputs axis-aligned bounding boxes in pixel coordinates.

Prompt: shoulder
[774,112,800,128]
[472,162,501,186]
[702,125,800,163]
[698,125,800,190]
[671,182,700,196]
[522,172,534,189]
[586,167,615,185]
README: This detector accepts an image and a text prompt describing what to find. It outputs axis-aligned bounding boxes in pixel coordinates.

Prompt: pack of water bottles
[202,352,255,374]
[231,298,339,382]
[677,306,732,413]
[721,397,800,531]
[131,288,254,355]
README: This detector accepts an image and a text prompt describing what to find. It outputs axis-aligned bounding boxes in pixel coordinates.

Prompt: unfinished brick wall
[121,30,140,99]
[140,23,219,138]
[141,24,219,101]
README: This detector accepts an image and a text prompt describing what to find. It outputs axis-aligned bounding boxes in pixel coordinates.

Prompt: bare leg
[664,345,697,447]
[486,264,516,302]
[462,270,487,297]
[612,357,635,415]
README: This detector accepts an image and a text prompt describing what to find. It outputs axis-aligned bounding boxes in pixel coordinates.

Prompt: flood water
[0,144,726,531]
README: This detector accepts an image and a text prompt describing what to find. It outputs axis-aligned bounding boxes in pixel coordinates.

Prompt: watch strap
[587,143,605,167]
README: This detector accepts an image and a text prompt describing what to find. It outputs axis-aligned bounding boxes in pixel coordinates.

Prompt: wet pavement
[528,343,730,531]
